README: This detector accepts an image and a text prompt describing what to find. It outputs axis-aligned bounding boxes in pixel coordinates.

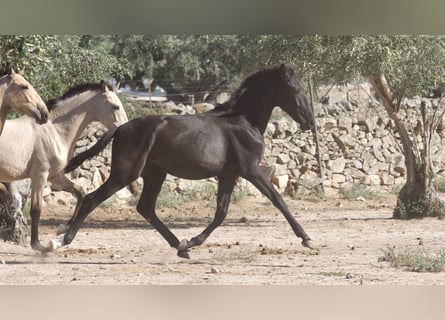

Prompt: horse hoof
[177,239,188,251]
[47,238,63,252]
[31,242,47,253]
[177,250,190,259]
[302,239,315,249]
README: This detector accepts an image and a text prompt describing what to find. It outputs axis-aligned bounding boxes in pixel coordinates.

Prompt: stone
[277,153,290,164]
[329,157,346,173]
[331,174,346,188]
[56,98,445,202]
[270,164,289,176]
[338,117,353,131]
[393,155,406,175]
[92,169,103,189]
[194,103,214,113]
[270,175,289,190]
[273,120,288,138]
[365,175,381,186]
[116,187,133,200]
[380,172,395,185]
[332,173,346,183]
[177,179,197,192]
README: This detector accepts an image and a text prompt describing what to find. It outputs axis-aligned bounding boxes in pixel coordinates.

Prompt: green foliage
[156,188,189,209]
[433,176,445,193]
[1,35,131,102]
[379,246,445,273]
[242,35,360,86]
[156,182,217,209]
[99,196,118,209]
[394,197,445,219]
[292,184,325,203]
[0,35,54,71]
[109,35,246,101]
[340,184,381,200]
[244,35,445,99]
[3,35,444,104]
[118,96,150,120]
[353,35,445,98]
[231,183,250,203]
[35,36,131,100]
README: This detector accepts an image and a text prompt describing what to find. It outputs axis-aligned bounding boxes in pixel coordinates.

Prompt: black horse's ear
[100,80,109,93]
[280,63,294,81]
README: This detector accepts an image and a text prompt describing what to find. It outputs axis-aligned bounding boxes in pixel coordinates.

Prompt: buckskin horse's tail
[65,128,118,173]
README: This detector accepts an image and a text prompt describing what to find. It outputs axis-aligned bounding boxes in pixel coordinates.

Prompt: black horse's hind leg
[242,166,313,248]
[49,173,85,235]
[182,175,236,251]
[136,169,187,257]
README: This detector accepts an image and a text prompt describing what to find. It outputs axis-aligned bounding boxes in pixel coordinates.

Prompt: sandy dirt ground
[1,194,445,285]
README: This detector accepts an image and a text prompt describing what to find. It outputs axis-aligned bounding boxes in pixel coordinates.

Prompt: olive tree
[109,35,245,102]
[246,35,445,219]
[0,35,131,101]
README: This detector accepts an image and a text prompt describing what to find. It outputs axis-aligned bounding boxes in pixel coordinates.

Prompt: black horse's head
[277,64,314,132]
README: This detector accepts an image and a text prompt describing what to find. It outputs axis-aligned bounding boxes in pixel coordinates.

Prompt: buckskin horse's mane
[47,82,113,112]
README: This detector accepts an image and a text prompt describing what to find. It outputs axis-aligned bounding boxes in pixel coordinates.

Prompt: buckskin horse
[0,81,128,251]
[0,64,49,134]
[49,64,315,258]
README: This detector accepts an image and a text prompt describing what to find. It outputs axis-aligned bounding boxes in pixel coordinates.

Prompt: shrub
[379,246,445,273]
[341,184,381,200]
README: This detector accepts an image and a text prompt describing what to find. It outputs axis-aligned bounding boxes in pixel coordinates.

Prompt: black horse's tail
[65,128,118,173]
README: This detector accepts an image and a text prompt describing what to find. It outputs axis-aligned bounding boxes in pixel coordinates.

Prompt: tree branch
[368,73,417,187]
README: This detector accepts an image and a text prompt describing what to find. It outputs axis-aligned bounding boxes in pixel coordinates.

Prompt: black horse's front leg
[243,166,314,249]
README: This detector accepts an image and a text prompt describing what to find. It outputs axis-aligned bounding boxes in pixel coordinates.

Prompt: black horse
[49,64,315,258]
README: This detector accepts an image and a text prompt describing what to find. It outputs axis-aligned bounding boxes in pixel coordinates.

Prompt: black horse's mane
[211,65,285,116]
[47,82,112,111]
[0,65,22,77]
[0,66,11,77]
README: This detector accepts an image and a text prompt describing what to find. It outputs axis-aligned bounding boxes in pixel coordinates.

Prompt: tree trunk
[308,76,325,195]
[0,180,30,245]
[368,73,445,219]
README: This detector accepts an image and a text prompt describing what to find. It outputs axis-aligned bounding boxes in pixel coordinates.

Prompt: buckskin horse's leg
[181,175,237,251]
[29,173,49,252]
[136,169,187,257]
[242,166,314,249]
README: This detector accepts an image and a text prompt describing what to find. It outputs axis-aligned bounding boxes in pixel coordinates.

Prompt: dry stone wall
[66,92,445,201]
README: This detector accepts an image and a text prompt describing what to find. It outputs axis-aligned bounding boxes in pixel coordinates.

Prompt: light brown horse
[0,81,128,251]
[0,65,49,135]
